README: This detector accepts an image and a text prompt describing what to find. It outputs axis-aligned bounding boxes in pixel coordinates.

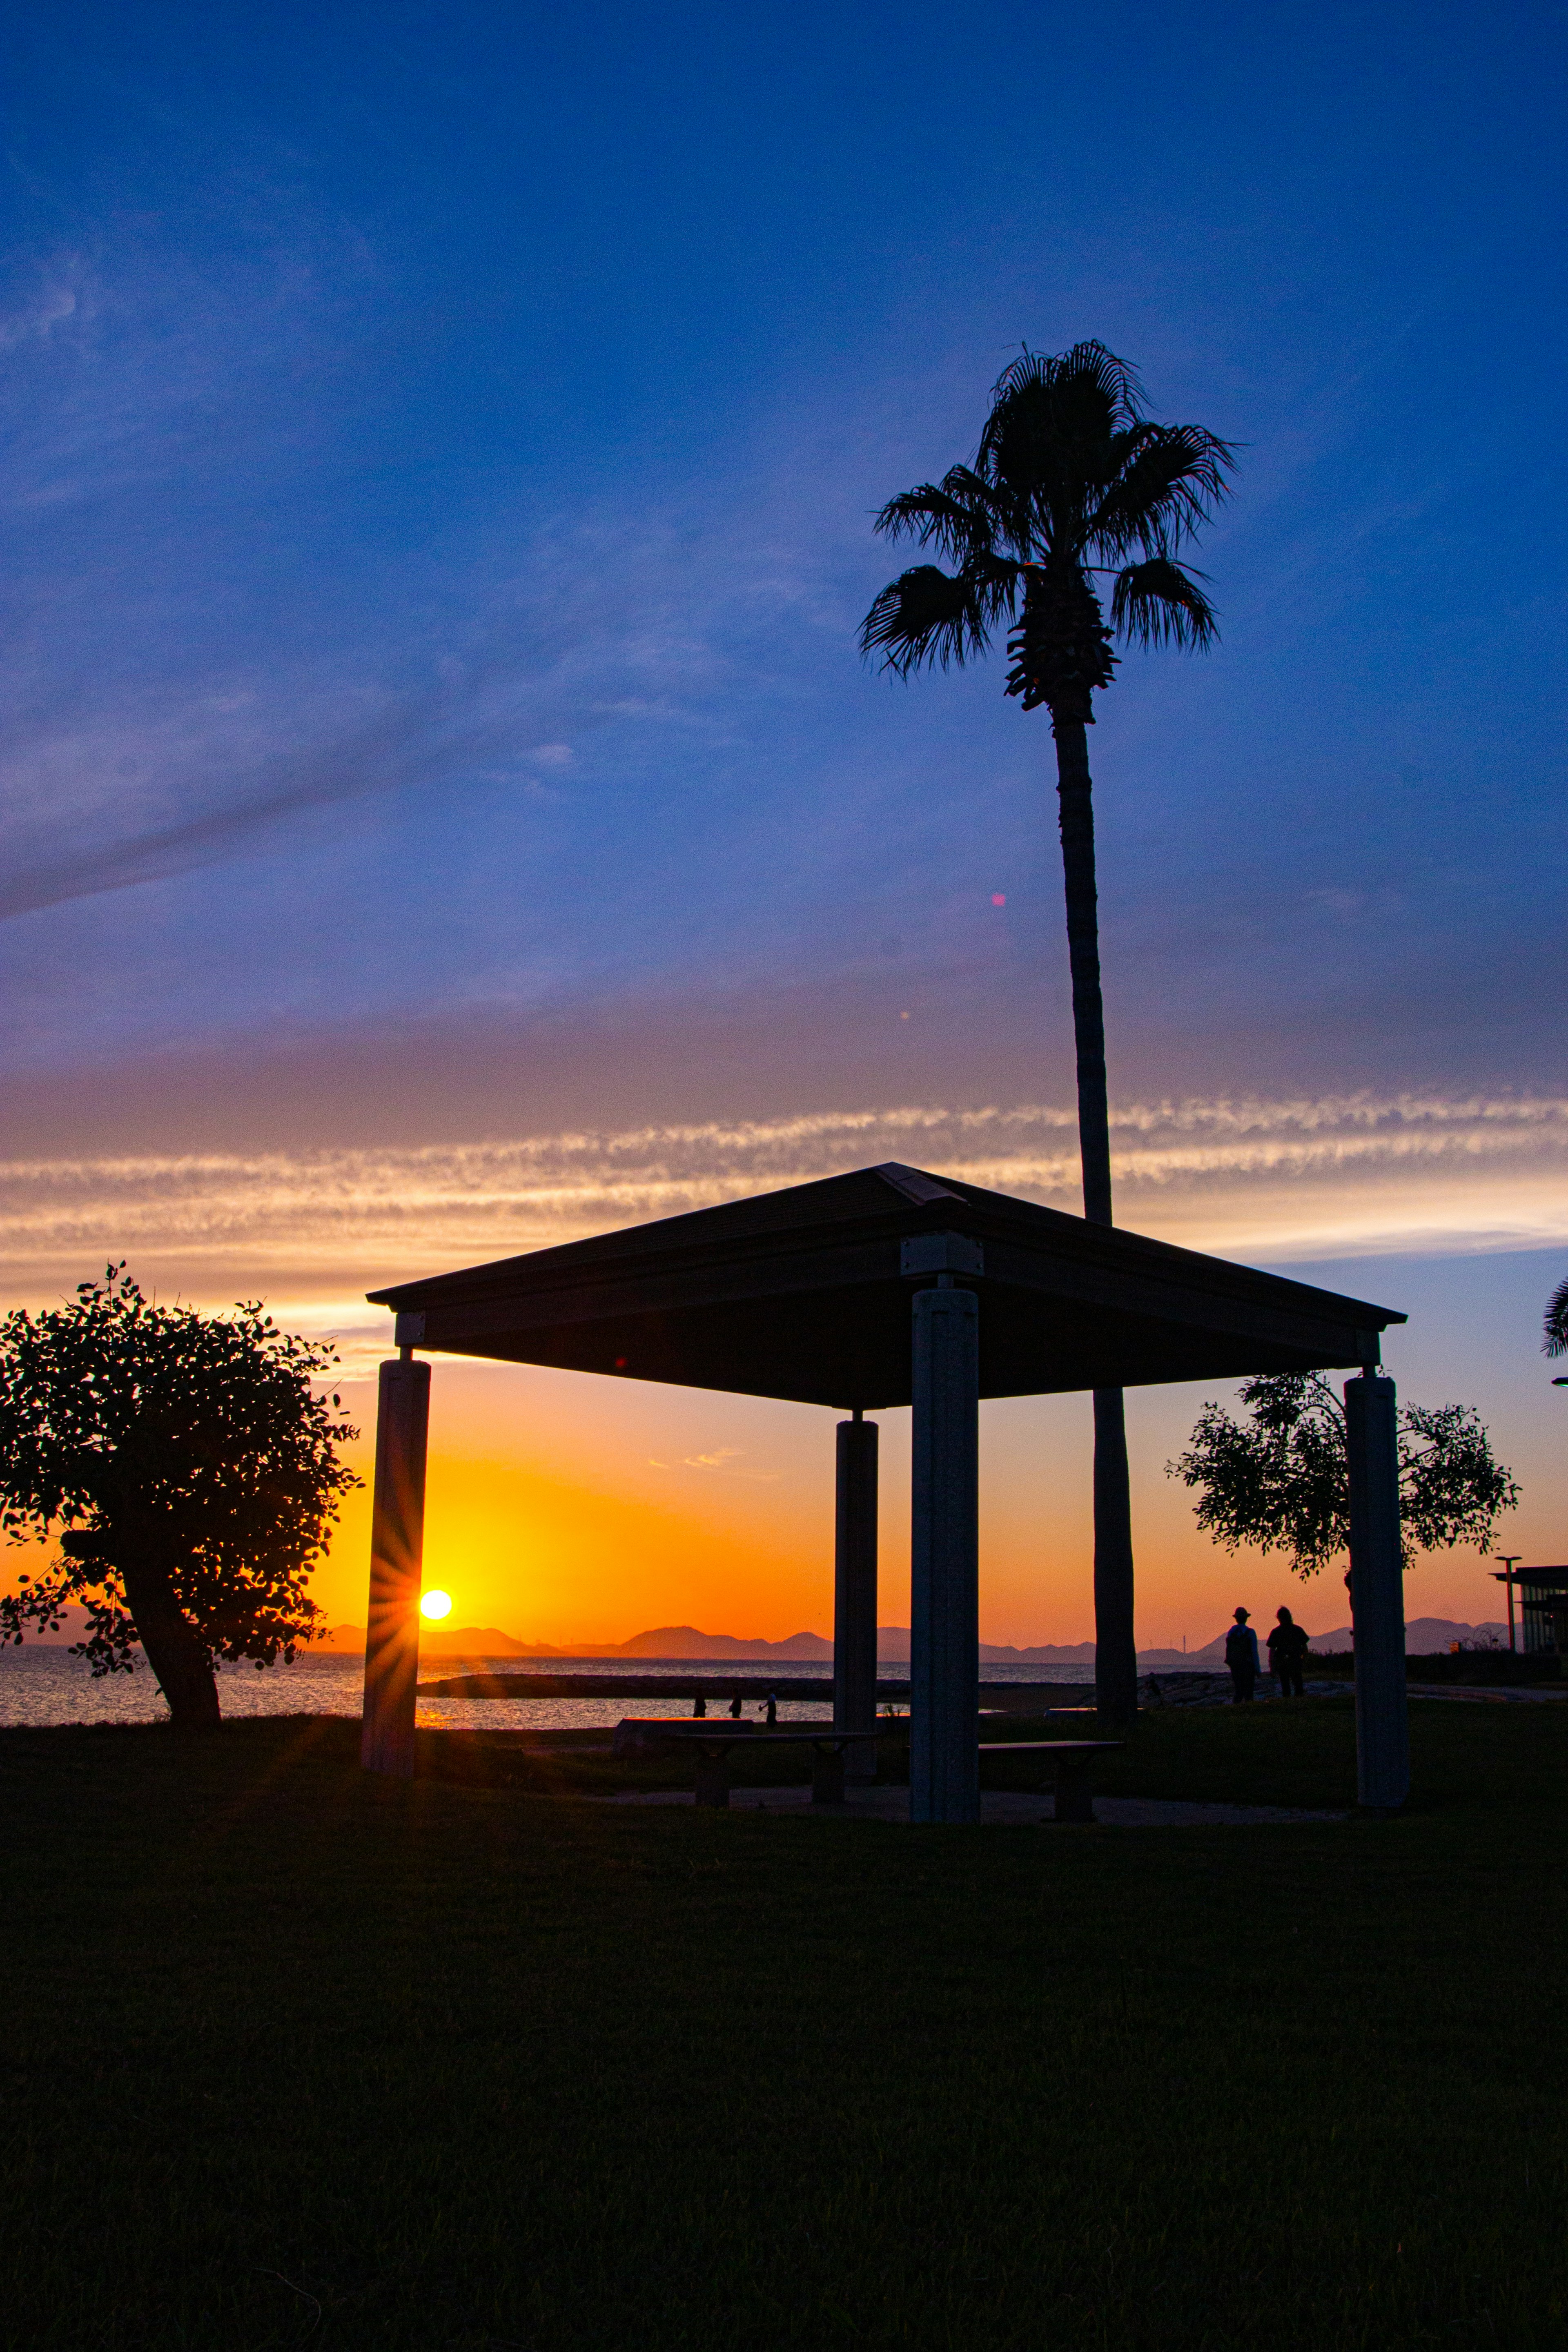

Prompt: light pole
[1495,1554,1522,1655]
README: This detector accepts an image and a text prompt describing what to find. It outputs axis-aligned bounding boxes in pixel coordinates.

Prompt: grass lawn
[3,1698,1564,2350]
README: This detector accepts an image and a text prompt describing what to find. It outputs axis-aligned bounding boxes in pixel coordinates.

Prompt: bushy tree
[0,1267,358,1727]
[860,343,1234,1724]
[1167,1371,1518,1578]
[1543,1275,1568,1360]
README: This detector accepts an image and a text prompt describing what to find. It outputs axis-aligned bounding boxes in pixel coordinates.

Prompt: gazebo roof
[368,1162,1403,1410]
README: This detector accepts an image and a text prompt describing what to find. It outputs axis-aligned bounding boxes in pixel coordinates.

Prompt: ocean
[0,1647,1093,1731]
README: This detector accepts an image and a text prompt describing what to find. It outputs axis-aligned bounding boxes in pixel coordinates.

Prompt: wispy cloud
[647,1446,778,1479]
[0,267,87,354]
[0,662,572,922]
[3,1092,1565,1319]
[0,228,782,926]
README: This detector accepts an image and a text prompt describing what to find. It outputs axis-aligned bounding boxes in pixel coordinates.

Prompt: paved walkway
[606,1786,1345,1826]
[1407,1683,1567,1704]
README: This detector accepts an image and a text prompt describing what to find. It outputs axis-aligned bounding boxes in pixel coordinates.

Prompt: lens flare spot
[991,892,1006,906]
[419,1589,453,1621]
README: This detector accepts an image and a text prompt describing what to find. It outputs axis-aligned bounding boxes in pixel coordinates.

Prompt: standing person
[764,1691,778,1725]
[728,1693,744,1719]
[692,1692,707,1718]
[1224,1608,1261,1704]
[1267,1607,1308,1699]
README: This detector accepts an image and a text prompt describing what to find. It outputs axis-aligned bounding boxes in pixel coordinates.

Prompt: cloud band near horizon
[4,1091,1565,1336]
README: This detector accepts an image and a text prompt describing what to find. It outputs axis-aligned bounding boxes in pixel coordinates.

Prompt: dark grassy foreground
[4,1701,1565,2351]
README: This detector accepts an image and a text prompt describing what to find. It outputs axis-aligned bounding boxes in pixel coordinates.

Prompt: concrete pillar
[834,1414,879,1781]
[1345,1370,1409,1811]
[909,1283,980,1824]
[361,1356,431,1777]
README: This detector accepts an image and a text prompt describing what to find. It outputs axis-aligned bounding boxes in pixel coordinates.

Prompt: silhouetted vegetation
[1308,1648,1561,1686]
[0,1267,357,1727]
[861,343,1235,1725]
[1543,1272,1568,1359]
[1168,1370,1518,1576]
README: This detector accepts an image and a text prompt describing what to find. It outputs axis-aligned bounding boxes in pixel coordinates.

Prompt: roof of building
[368,1161,1405,1410]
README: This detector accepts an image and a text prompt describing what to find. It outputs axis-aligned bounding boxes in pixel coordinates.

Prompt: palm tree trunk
[1053,717,1139,1728]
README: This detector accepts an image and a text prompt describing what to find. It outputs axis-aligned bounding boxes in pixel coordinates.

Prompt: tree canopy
[0,1267,358,1725]
[1543,1275,1568,1361]
[858,341,1235,721]
[1167,1371,1519,1578]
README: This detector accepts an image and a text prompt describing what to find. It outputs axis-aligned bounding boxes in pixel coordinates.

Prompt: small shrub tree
[0,1267,359,1727]
[1167,1371,1519,1581]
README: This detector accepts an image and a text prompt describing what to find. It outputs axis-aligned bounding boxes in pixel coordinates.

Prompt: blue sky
[5,0,1564,1114]
[1,0,1564,1637]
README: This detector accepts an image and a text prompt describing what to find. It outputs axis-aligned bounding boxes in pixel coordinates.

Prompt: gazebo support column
[361,1355,431,1778]
[1345,1369,1409,1812]
[834,1412,879,1782]
[910,1283,980,1824]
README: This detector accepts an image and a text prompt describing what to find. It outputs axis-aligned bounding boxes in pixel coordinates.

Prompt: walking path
[606,1786,1346,1826]
[1407,1682,1567,1704]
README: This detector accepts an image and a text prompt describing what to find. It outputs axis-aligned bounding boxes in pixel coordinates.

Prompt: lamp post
[1495,1554,1522,1655]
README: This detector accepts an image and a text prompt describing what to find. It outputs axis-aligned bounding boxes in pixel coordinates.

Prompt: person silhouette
[728,1694,743,1719]
[764,1691,778,1725]
[1224,1608,1260,1703]
[1267,1606,1308,1699]
[692,1692,707,1718]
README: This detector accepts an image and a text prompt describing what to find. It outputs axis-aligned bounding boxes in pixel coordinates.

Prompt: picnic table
[612,1720,871,1807]
[617,1721,1123,1820]
[978,1739,1124,1822]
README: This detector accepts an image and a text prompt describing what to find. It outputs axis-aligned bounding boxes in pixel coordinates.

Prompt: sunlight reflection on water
[0,1650,1091,1730]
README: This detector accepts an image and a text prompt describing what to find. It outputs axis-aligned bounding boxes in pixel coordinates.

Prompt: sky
[2,0,1565,1648]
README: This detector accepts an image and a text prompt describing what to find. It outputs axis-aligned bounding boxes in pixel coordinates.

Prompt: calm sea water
[0,1648,1092,1730]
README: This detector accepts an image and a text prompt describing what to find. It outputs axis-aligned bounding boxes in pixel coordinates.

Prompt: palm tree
[1544,1278,1568,1360]
[860,341,1235,1725]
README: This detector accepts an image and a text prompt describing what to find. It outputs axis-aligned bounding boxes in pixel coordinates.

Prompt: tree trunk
[1053,716,1139,1728]
[119,1554,221,1729]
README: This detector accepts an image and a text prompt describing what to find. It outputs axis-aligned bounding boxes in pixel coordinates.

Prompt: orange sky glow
[4,1100,1564,1654]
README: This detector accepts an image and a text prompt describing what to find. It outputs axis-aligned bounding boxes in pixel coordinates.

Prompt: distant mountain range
[316,1616,1509,1661]
[312,1621,835,1658]
[16,1610,1510,1660]
[312,1622,538,1656]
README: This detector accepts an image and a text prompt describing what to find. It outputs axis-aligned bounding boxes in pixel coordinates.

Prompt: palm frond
[873,467,1007,567]
[860,563,998,675]
[862,339,1233,701]
[1109,557,1219,650]
[873,481,961,537]
[1087,421,1236,559]
[1544,1274,1568,1357]
[978,343,1143,559]
[987,341,1144,437]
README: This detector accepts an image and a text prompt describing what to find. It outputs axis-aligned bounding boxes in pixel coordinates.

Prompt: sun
[419,1589,454,1622]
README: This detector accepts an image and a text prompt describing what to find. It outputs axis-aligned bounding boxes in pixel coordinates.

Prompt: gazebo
[357,1163,1410,1816]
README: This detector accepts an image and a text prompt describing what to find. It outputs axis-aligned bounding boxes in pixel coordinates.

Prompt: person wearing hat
[1223,1607,1261,1704]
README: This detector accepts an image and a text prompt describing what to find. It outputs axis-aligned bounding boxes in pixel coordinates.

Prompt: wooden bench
[978,1739,1124,1822]
[613,1720,869,1807]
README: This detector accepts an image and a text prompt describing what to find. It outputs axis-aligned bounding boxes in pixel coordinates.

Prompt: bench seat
[978,1739,1124,1822]
[614,1720,873,1806]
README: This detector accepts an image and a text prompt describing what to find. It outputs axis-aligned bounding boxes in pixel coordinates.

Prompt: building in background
[1491,1565,1568,1655]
